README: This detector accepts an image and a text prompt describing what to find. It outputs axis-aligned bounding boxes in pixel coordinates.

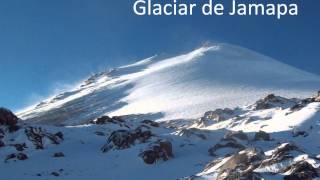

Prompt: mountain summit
[18,43,320,125]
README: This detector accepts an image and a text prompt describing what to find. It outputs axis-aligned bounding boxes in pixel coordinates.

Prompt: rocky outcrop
[141,120,160,128]
[287,92,320,115]
[0,140,4,148]
[51,172,60,177]
[101,127,152,153]
[0,112,65,162]
[283,161,319,180]
[5,153,28,162]
[11,143,27,151]
[25,127,64,149]
[0,129,4,138]
[224,130,248,141]
[292,130,309,137]
[177,128,207,140]
[253,94,297,110]
[254,131,271,141]
[198,141,319,180]
[198,108,235,127]
[139,140,173,164]
[259,143,302,168]
[0,108,20,132]
[0,113,19,152]
[53,152,65,158]
[215,148,265,180]
[209,131,248,157]
[198,133,317,180]
[217,169,263,180]
[90,116,124,125]
[0,107,18,126]
[209,141,246,157]
[312,91,320,102]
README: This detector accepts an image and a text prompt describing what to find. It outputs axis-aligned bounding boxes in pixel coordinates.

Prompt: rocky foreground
[1,93,320,180]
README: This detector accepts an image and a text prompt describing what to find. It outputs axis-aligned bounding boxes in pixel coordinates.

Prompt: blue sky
[0,0,319,111]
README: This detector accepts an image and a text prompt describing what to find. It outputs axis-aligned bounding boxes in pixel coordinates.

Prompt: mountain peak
[18,44,320,125]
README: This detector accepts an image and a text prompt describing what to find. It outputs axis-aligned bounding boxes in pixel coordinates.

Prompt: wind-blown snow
[18,43,320,125]
[2,42,320,179]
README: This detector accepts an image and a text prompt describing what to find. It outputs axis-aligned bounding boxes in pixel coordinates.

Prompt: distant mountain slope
[18,43,320,125]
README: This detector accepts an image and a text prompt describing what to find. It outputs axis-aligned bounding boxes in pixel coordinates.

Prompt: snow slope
[17,43,320,125]
[1,94,320,180]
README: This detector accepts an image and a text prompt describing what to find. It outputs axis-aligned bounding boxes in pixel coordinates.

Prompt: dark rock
[224,131,248,141]
[91,116,124,125]
[209,141,246,156]
[208,131,250,157]
[5,153,17,162]
[292,130,309,137]
[44,131,64,145]
[25,127,64,149]
[5,153,28,161]
[141,120,160,127]
[51,172,60,176]
[25,127,43,149]
[0,140,4,148]
[258,95,274,108]
[141,150,158,164]
[216,148,265,180]
[289,95,320,114]
[12,143,27,151]
[283,161,318,180]
[0,107,18,126]
[202,158,224,173]
[16,153,28,160]
[220,148,264,170]
[0,128,4,138]
[177,128,207,140]
[260,143,301,168]
[254,94,296,110]
[104,130,135,150]
[55,132,64,140]
[137,129,152,143]
[290,103,306,112]
[313,91,320,102]
[140,140,173,164]
[255,94,278,110]
[217,169,264,180]
[198,108,235,127]
[53,152,65,158]
[217,169,241,180]
[158,140,173,158]
[254,131,271,141]
[8,125,20,133]
[101,128,152,153]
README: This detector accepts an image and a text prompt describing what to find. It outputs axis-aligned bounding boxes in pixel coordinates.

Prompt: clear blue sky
[0,0,319,111]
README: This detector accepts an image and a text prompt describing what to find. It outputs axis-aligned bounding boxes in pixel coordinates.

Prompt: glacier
[17,43,320,125]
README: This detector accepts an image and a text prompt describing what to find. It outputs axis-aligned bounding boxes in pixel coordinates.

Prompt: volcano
[1,43,320,180]
[17,43,320,125]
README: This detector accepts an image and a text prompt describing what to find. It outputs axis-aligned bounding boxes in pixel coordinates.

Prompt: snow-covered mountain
[17,43,320,125]
[1,43,320,180]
